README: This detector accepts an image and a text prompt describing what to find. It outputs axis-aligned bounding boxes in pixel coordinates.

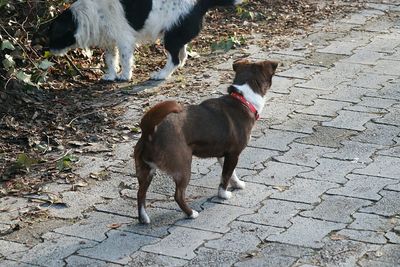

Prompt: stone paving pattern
[1,1,400,266]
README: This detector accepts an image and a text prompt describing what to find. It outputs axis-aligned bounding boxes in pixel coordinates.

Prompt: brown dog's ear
[233,58,251,72]
[258,60,279,76]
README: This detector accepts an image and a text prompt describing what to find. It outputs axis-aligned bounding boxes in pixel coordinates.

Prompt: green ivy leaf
[2,54,15,70]
[44,51,52,58]
[1,40,15,51]
[15,71,36,86]
[38,59,54,70]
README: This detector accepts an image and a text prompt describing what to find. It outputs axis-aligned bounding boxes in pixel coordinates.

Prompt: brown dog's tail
[140,100,183,140]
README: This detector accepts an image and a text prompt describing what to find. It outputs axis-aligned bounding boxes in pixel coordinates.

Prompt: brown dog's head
[232,59,278,96]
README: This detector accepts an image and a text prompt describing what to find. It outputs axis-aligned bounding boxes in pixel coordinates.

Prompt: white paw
[150,70,170,80]
[139,206,151,224]
[102,72,117,81]
[117,72,132,81]
[189,210,199,219]
[139,212,150,224]
[231,179,246,190]
[218,187,232,199]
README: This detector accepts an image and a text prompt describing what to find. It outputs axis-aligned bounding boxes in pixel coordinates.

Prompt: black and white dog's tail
[208,0,243,8]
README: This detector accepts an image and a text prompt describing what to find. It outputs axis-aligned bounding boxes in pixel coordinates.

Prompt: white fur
[217,157,246,189]
[189,210,199,219]
[139,205,151,224]
[218,187,232,199]
[232,84,265,114]
[66,0,197,80]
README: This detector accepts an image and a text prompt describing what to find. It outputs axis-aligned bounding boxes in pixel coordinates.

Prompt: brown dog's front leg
[218,154,239,199]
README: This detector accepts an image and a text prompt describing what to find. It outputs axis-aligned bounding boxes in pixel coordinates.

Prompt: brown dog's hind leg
[136,158,154,224]
[218,154,239,199]
[173,169,198,219]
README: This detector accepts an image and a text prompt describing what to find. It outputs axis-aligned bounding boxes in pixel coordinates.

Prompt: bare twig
[65,54,85,78]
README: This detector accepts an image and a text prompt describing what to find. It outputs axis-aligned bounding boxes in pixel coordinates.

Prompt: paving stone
[0,197,35,224]
[204,223,277,253]
[317,41,360,55]
[354,155,400,179]
[238,199,312,228]
[270,116,319,134]
[53,212,132,242]
[142,226,221,260]
[358,259,397,267]
[297,126,357,148]
[0,260,36,267]
[275,143,336,167]
[351,123,400,146]
[277,87,324,106]
[377,144,400,158]
[247,161,312,187]
[349,213,399,232]
[324,140,382,164]
[128,251,187,267]
[249,129,306,152]
[360,190,400,216]
[336,229,387,244]
[363,36,400,53]
[358,97,397,109]
[191,157,215,176]
[332,62,370,78]
[235,255,297,267]
[211,181,273,208]
[65,255,121,267]
[386,182,400,192]
[385,232,400,244]
[327,174,397,200]
[301,195,371,223]
[8,233,97,267]
[187,247,241,267]
[298,99,351,117]
[375,106,400,126]
[346,73,396,89]
[299,158,364,184]
[175,202,249,233]
[300,52,346,68]
[263,101,305,125]
[190,166,254,189]
[0,240,29,258]
[365,81,400,100]
[94,198,136,218]
[277,64,324,79]
[270,76,308,94]
[46,190,104,219]
[271,178,338,204]
[344,103,388,114]
[320,85,376,103]
[78,230,158,264]
[369,59,400,76]
[74,155,122,179]
[322,110,381,131]
[237,147,279,170]
[266,216,346,248]
[303,240,379,267]
[121,208,184,238]
[340,49,383,65]
[368,244,400,264]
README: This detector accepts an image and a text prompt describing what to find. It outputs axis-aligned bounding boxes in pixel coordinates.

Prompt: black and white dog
[49,0,243,81]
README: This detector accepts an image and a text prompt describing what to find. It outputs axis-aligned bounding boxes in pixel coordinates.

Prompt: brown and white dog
[134,59,278,224]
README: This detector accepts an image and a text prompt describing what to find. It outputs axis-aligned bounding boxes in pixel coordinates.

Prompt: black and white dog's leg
[150,51,179,80]
[102,46,119,81]
[178,44,188,68]
[217,157,246,190]
[117,43,134,81]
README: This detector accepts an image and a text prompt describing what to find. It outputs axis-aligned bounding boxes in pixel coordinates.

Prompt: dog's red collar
[230,92,259,120]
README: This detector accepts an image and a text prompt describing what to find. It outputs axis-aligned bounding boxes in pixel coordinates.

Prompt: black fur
[48,9,77,51]
[120,0,152,31]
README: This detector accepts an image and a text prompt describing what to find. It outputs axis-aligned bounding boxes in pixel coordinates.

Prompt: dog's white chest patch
[232,84,265,114]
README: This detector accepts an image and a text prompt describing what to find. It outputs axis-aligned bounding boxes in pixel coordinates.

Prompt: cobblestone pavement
[2,1,400,266]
